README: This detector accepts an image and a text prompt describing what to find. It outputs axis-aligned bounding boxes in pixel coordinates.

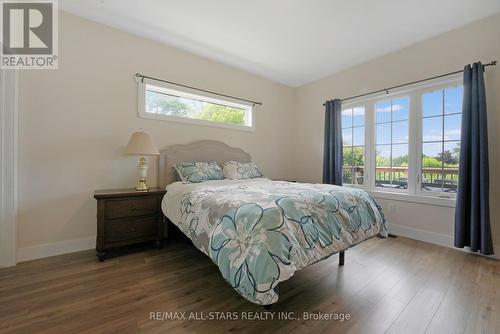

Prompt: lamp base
[135,178,150,192]
[135,157,150,191]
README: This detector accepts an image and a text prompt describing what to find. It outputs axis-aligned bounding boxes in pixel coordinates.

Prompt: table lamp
[124,131,160,191]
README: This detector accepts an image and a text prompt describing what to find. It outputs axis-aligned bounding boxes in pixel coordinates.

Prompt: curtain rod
[323,60,497,106]
[135,73,262,106]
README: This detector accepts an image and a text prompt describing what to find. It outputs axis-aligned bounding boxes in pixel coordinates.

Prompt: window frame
[371,94,412,194]
[341,75,463,206]
[341,104,367,188]
[137,78,255,132]
[414,79,463,198]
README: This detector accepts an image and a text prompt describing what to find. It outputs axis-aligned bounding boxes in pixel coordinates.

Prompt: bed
[159,140,387,305]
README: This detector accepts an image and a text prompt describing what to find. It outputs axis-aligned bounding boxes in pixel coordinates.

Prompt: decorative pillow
[173,161,223,183]
[223,161,263,180]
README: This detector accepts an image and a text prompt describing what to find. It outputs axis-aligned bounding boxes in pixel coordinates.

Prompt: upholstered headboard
[158,140,251,188]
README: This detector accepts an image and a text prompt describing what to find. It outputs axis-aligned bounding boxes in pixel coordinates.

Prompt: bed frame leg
[339,251,345,266]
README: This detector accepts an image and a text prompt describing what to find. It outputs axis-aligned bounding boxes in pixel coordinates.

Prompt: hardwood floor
[1,235,499,334]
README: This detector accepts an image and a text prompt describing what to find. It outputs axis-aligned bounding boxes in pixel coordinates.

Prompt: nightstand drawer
[95,188,166,261]
[104,197,158,220]
[104,216,157,243]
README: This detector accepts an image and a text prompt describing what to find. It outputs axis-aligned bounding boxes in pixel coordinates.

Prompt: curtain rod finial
[492,60,497,66]
[135,73,144,83]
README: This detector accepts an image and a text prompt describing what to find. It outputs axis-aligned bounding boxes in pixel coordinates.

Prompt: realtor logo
[1,0,58,69]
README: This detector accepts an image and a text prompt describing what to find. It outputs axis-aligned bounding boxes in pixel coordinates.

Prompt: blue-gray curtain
[454,62,493,255]
[323,99,343,185]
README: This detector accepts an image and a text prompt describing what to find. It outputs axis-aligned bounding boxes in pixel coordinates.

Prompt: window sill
[367,189,456,208]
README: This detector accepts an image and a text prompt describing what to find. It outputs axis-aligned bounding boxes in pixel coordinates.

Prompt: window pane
[443,141,460,165]
[376,145,391,188]
[343,146,364,184]
[342,105,365,185]
[422,116,443,142]
[392,97,409,121]
[422,142,442,167]
[421,85,462,194]
[342,146,353,184]
[376,145,391,167]
[392,171,408,189]
[422,90,443,118]
[444,86,463,115]
[342,168,353,185]
[444,114,461,141]
[376,100,391,123]
[146,90,191,117]
[353,126,365,146]
[442,141,460,168]
[145,86,249,126]
[352,146,365,165]
[443,141,460,192]
[343,146,353,166]
[374,97,409,191]
[422,142,443,192]
[353,107,365,126]
[352,146,364,185]
[392,144,408,167]
[342,108,352,128]
[392,144,408,188]
[392,120,408,144]
[376,123,391,145]
[342,128,352,146]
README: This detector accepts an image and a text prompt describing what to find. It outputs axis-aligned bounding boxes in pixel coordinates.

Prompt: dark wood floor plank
[0,236,498,334]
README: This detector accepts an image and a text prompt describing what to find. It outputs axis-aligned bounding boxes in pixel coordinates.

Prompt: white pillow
[223,161,264,180]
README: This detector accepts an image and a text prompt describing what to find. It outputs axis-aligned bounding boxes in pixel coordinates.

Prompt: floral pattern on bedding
[222,161,264,179]
[173,161,223,183]
[169,180,387,305]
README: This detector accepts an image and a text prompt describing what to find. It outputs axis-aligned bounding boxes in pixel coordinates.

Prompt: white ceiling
[60,0,500,87]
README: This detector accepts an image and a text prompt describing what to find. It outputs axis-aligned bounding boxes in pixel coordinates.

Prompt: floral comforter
[162,178,387,305]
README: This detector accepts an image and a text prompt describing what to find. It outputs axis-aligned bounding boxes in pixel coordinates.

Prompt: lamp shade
[124,131,160,156]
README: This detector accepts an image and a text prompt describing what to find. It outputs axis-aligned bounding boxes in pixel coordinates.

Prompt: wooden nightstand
[94,188,167,261]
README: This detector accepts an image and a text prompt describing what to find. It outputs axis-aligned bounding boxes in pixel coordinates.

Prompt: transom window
[138,81,253,130]
[341,78,463,199]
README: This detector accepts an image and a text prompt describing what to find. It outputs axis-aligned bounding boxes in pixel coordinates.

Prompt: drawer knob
[130,205,136,211]
[130,227,137,232]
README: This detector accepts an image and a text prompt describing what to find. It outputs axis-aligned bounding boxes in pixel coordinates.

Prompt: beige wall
[294,13,500,252]
[17,12,296,249]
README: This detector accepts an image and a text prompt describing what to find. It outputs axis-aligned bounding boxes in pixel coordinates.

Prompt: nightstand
[94,188,167,261]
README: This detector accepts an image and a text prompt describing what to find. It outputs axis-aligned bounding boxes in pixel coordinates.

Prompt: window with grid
[339,78,463,200]
[341,106,365,185]
[421,86,462,193]
[375,97,409,190]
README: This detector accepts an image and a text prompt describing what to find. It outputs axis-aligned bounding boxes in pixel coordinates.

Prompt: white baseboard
[388,223,454,248]
[388,223,499,260]
[14,226,499,263]
[17,236,95,263]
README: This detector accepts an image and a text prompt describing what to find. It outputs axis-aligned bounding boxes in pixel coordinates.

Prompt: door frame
[0,69,18,267]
